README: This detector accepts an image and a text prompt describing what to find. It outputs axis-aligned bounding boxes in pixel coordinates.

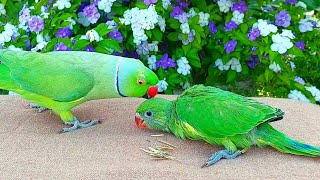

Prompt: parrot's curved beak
[135,114,147,128]
[144,85,158,99]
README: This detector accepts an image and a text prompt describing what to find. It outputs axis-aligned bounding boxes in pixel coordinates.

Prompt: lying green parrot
[0,50,159,133]
[135,85,320,167]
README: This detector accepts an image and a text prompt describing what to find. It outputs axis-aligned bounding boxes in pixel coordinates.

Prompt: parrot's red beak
[135,115,147,128]
[147,85,158,98]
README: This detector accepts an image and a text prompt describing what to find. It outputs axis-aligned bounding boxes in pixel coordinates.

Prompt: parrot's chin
[135,114,147,128]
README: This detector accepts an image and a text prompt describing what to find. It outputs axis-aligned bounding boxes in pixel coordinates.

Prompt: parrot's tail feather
[0,64,20,91]
[257,123,320,157]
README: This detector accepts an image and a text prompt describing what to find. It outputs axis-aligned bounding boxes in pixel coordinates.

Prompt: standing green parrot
[0,50,159,133]
[135,85,320,167]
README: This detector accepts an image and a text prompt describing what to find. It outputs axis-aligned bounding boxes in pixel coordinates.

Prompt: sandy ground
[0,95,319,180]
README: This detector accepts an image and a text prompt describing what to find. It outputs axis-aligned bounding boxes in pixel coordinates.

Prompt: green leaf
[186,49,201,68]
[98,39,122,53]
[95,45,111,54]
[135,2,148,9]
[157,68,166,80]
[167,32,180,41]
[167,19,180,30]
[146,30,152,38]
[73,39,90,51]
[152,28,163,42]
[94,24,113,37]
[240,23,248,34]
[264,69,274,82]
[226,70,237,83]
[269,50,280,62]
[46,39,58,52]
[182,44,192,55]
[287,46,305,57]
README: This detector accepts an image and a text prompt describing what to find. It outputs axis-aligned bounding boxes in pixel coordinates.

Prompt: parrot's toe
[201,149,242,168]
[27,103,48,113]
[60,118,101,133]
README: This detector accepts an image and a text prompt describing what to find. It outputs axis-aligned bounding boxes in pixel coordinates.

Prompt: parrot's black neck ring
[116,57,127,97]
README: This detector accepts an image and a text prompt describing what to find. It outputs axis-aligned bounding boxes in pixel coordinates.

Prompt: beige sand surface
[0,95,319,180]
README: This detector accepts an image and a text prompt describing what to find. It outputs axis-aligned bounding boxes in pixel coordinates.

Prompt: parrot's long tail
[0,64,20,91]
[257,123,320,157]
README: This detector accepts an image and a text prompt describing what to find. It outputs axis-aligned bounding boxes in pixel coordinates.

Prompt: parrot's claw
[201,149,242,168]
[27,103,48,113]
[60,118,101,133]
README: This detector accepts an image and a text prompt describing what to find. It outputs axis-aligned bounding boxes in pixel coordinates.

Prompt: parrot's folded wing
[0,51,94,102]
[175,85,283,138]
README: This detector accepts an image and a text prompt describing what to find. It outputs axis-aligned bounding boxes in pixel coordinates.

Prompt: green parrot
[0,50,159,133]
[135,85,320,167]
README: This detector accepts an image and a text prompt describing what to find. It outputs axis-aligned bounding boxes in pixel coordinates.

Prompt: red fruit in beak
[135,116,147,128]
[147,85,158,98]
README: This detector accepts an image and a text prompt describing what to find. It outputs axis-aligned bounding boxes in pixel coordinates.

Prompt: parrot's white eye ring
[138,79,145,85]
[145,111,153,117]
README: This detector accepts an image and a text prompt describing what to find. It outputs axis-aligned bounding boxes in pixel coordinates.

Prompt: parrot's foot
[201,149,243,168]
[60,118,101,133]
[27,103,48,113]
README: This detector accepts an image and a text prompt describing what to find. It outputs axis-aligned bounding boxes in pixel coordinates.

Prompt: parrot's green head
[117,59,159,98]
[135,98,173,131]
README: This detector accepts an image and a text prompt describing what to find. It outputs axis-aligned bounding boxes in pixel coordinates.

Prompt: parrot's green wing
[175,85,283,138]
[0,50,94,102]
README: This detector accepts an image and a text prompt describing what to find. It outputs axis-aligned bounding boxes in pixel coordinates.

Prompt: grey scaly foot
[27,103,48,113]
[201,149,243,168]
[60,117,101,133]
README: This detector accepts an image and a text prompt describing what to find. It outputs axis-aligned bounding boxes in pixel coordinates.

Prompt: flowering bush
[0,0,320,104]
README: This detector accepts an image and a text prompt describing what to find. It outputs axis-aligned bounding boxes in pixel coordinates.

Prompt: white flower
[180,23,190,34]
[215,59,232,71]
[162,0,171,10]
[253,19,278,36]
[177,57,191,76]
[231,11,244,25]
[198,12,210,27]
[148,41,158,52]
[53,0,71,10]
[217,0,232,13]
[4,23,18,37]
[289,61,296,70]
[147,55,157,70]
[157,16,166,32]
[295,1,307,9]
[269,62,281,73]
[7,45,23,51]
[158,79,168,92]
[98,0,116,13]
[85,29,101,42]
[288,90,310,103]
[230,57,242,72]
[77,12,90,27]
[270,33,293,54]
[280,29,295,39]
[106,20,117,29]
[299,19,313,32]
[65,17,76,29]
[0,3,6,15]
[31,41,48,52]
[188,8,197,18]
[0,34,5,44]
[305,86,320,102]
[36,33,44,43]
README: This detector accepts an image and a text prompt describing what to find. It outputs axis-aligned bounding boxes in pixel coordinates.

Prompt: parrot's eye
[145,111,153,117]
[138,79,145,85]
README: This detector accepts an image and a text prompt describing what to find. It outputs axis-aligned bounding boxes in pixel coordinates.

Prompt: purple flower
[224,39,237,54]
[156,53,176,69]
[28,16,44,32]
[54,43,71,51]
[93,0,100,6]
[178,30,195,45]
[170,6,183,18]
[128,51,140,59]
[285,0,297,4]
[83,4,100,24]
[295,41,305,51]
[176,0,189,8]
[224,20,238,31]
[144,0,158,6]
[108,30,123,42]
[176,12,189,23]
[209,22,217,34]
[248,27,260,41]
[247,55,260,69]
[56,27,72,38]
[275,10,291,27]
[19,5,31,24]
[231,1,247,13]
[85,45,95,52]
[251,46,258,52]
[78,2,90,12]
